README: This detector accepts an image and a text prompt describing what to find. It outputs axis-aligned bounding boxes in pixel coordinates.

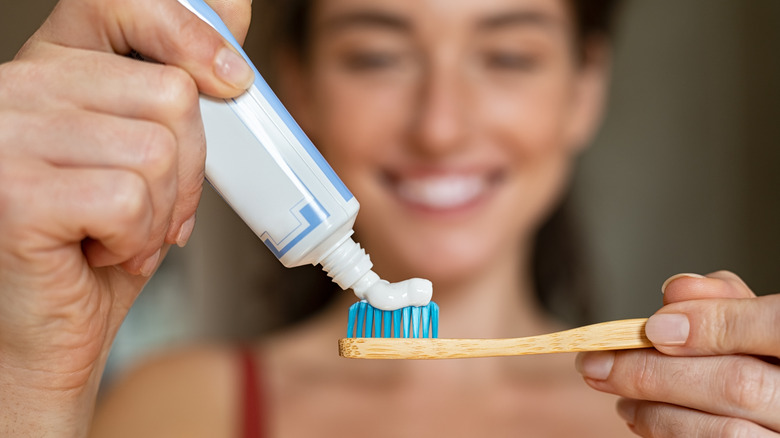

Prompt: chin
[416,259,487,289]
[368,233,504,289]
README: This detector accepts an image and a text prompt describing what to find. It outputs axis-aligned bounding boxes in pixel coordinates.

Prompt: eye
[483,51,539,71]
[341,50,404,72]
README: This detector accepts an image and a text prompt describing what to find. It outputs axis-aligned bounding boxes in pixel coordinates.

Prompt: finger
[645,293,780,358]
[29,0,253,96]
[0,160,155,274]
[2,50,207,244]
[617,398,778,437]
[2,47,198,114]
[1,109,176,172]
[1,108,181,257]
[661,270,756,305]
[576,349,780,432]
[205,0,253,43]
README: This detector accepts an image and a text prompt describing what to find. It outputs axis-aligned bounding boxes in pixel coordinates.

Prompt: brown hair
[262,0,623,62]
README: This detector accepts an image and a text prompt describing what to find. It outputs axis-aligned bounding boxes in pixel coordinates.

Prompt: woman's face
[282,0,607,286]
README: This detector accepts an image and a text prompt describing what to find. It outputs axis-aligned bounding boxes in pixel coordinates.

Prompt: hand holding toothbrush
[0,0,252,435]
[577,271,780,436]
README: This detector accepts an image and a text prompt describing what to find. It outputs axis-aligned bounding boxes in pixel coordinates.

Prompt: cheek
[477,73,580,228]
[479,73,576,160]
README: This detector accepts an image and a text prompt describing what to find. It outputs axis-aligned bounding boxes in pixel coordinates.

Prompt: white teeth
[396,175,486,209]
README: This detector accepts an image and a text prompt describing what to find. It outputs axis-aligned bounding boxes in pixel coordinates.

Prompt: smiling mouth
[386,171,504,211]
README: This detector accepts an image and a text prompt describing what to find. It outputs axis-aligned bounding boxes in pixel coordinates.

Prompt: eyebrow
[319,10,411,35]
[318,8,561,36]
[477,10,562,32]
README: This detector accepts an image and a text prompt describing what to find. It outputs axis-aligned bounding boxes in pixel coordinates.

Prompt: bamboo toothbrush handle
[339,318,652,359]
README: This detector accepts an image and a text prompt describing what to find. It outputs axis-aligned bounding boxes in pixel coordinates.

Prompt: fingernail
[645,313,690,346]
[661,273,705,294]
[616,398,637,425]
[176,214,196,248]
[214,47,254,90]
[140,249,162,277]
[575,351,615,380]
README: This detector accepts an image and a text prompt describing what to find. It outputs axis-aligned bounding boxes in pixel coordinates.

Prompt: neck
[431,242,560,340]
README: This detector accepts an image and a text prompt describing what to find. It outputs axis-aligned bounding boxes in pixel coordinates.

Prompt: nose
[409,58,468,157]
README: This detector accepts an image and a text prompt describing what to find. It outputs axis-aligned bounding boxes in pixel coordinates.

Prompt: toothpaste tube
[176,0,432,310]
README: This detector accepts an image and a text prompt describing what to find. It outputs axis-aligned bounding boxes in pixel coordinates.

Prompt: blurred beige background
[2,1,778,370]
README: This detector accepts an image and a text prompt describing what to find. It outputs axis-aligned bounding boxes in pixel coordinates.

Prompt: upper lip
[380,156,506,177]
[380,163,506,185]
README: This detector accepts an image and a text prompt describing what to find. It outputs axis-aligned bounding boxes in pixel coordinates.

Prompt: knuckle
[177,12,205,42]
[630,353,665,399]
[156,65,200,118]
[721,357,775,412]
[110,172,150,226]
[137,123,177,179]
[173,12,218,59]
[709,303,736,353]
[635,405,685,437]
[719,417,759,438]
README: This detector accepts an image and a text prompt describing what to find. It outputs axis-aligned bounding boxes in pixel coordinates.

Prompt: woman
[0,0,778,437]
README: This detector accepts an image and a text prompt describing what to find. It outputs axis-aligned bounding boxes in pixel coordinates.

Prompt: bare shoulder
[90,344,242,438]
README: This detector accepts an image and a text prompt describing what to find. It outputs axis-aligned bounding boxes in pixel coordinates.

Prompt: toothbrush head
[347,301,439,338]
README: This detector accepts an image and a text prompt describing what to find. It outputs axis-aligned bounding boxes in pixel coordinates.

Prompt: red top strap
[239,347,264,438]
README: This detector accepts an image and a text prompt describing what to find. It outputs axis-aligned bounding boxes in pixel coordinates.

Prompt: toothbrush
[339,318,651,359]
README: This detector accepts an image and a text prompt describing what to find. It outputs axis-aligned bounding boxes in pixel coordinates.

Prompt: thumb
[205,0,253,44]
[30,0,254,97]
[660,270,755,304]
[645,274,779,358]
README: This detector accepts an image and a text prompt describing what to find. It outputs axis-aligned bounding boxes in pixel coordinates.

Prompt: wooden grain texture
[339,318,652,359]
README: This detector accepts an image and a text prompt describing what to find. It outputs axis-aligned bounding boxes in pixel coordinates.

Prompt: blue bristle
[365,305,374,338]
[393,309,402,338]
[373,308,382,337]
[346,300,440,338]
[428,301,439,338]
[411,306,421,339]
[383,310,391,337]
[402,307,411,338]
[347,304,357,337]
[421,305,430,338]
[356,302,367,337]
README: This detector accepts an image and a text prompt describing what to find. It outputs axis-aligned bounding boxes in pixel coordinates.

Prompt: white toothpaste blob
[351,271,433,311]
[320,237,432,310]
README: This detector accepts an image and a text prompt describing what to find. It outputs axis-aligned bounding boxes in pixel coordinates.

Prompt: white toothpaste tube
[176,0,432,310]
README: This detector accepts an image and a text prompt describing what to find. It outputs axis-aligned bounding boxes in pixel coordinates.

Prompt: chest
[271,380,630,438]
